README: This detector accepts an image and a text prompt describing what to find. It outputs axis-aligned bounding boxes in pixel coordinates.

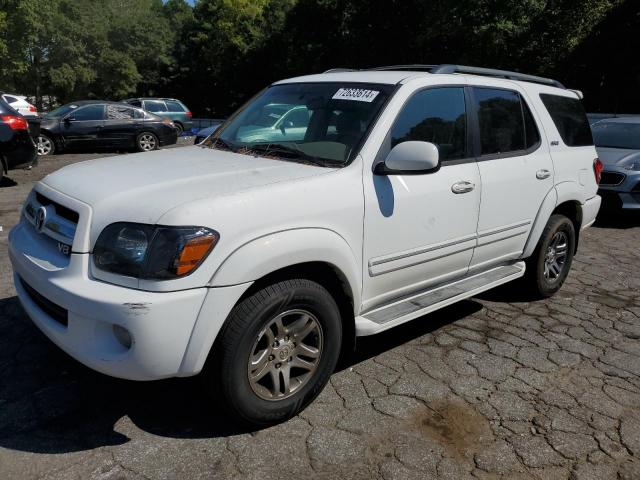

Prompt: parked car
[0,97,37,182]
[36,101,178,156]
[591,117,640,210]
[194,121,224,144]
[9,65,601,426]
[1,93,38,117]
[123,97,192,134]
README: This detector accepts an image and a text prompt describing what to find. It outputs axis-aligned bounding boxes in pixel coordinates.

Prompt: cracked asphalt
[1,145,640,479]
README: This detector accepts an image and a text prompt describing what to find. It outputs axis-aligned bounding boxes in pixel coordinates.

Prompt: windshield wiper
[206,137,236,152]
[246,143,329,167]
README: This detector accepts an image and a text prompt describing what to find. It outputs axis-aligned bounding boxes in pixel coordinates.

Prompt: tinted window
[474,88,525,155]
[4,95,18,103]
[391,87,467,161]
[72,104,104,121]
[592,121,640,149]
[144,100,168,113]
[281,107,310,128]
[106,105,135,120]
[165,100,185,112]
[127,99,142,107]
[540,94,593,146]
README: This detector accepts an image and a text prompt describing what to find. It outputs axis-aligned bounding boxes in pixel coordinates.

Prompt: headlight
[93,222,219,279]
[622,159,640,171]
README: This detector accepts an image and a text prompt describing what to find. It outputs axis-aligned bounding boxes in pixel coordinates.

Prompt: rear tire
[204,279,342,427]
[174,122,184,135]
[136,132,159,152]
[523,214,575,298]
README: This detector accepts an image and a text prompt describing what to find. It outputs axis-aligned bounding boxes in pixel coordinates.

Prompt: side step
[355,262,525,336]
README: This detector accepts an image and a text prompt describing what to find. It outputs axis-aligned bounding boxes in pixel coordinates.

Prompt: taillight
[1,115,29,130]
[28,105,37,113]
[186,111,192,119]
[593,158,603,184]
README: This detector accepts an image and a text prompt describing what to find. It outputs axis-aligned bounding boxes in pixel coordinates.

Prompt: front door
[468,85,554,271]
[61,104,105,150]
[362,86,481,310]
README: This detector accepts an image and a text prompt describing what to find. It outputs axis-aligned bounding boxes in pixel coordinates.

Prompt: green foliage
[0,0,636,113]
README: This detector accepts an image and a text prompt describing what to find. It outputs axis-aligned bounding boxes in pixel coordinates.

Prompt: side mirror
[374,141,440,175]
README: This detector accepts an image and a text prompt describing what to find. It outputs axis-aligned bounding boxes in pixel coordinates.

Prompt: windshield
[592,121,640,150]
[46,103,81,118]
[209,82,394,166]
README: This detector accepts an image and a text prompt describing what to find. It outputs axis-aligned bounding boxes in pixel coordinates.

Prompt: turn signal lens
[593,158,603,184]
[175,235,217,275]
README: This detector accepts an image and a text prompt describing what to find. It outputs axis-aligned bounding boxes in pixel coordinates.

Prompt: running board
[355,262,525,336]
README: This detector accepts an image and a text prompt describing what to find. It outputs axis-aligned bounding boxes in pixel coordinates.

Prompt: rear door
[61,104,106,149]
[102,104,139,147]
[468,84,554,271]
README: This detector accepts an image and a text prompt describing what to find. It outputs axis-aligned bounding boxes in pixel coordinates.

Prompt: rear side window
[540,94,593,146]
[127,99,142,107]
[391,87,467,161]
[4,95,18,103]
[165,100,185,112]
[144,100,168,113]
[106,105,135,120]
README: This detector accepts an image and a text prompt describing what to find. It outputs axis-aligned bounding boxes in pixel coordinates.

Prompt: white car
[2,93,38,117]
[9,65,602,426]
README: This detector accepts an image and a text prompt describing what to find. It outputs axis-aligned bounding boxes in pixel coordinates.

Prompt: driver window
[391,87,467,161]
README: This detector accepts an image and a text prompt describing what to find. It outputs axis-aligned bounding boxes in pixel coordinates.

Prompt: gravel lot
[1,144,639,480]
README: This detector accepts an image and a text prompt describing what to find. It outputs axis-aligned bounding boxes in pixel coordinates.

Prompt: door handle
[536,169,551,180]
[451,181,475,194]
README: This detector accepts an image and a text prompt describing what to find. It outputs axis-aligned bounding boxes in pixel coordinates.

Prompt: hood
[42,146,330,224]
[596,147,640,168]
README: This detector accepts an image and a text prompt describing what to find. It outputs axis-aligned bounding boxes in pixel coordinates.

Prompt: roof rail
[369,64,438,72]
[321,64,566,89]
[431,64,565,89]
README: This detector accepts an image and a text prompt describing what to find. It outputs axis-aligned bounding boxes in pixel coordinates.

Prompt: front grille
[19,277,68,327]
[35,192,79,223]
[599,171,626,186]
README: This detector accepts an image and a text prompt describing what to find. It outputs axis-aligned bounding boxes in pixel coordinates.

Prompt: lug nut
[268,355,274,361]
[289,357,293,362]
[275,363,282,369]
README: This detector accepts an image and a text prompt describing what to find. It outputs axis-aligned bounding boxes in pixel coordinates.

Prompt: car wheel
[174,122,184,135]
[523,214,575,298]
[37,134,55,156]
[136,132,159,152]
[205,279,342,427]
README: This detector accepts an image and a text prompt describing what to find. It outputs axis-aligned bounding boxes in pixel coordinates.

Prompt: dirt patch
[409,399,494,459]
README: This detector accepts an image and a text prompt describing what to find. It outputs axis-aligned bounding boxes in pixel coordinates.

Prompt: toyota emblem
[35,206,47,232]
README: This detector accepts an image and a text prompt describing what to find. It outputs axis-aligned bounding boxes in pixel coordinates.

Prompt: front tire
[37,134,55,156]
[205,279,342,427]
[523,214,575,298]
[136,132,158,152]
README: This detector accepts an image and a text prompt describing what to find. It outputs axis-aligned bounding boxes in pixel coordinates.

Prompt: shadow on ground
[593,208,640,229]
[0,295,481,454]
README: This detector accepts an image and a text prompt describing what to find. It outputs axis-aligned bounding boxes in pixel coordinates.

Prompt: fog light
[113,324,132,349]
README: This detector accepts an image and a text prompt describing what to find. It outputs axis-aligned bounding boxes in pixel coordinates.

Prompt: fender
[521,186,558,258]
[209,227,362,311]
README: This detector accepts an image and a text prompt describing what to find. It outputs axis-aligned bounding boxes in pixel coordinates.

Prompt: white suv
[9,65,602,426]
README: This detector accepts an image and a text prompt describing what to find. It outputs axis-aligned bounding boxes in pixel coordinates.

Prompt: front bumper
[9,220,249,380]
[598,169,640,210]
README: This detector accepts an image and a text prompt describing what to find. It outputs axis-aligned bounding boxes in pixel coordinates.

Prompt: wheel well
[240,262,356,359]
[553,201,582,252]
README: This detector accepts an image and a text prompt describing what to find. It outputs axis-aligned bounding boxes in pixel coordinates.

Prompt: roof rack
[323,64,565,89]
[431,64,565,89]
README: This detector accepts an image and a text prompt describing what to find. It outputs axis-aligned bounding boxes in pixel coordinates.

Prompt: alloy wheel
[139,134,157,151]
[543,231,568,281]
[247,309,323,401]
[37,136,52,156]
